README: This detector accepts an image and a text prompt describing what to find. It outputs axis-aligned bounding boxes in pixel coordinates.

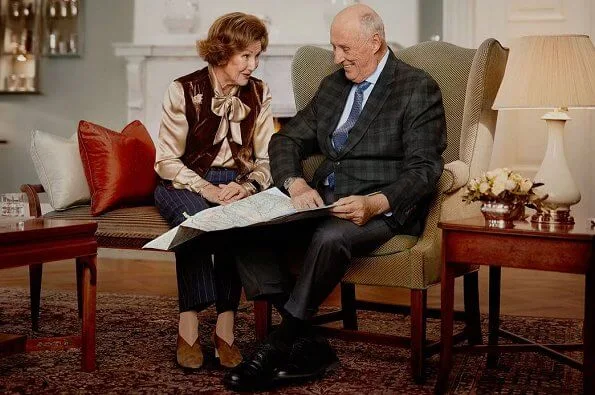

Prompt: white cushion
[30,130,90,210]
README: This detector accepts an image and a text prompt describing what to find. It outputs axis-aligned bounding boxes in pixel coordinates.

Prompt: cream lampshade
[492,35,595,224]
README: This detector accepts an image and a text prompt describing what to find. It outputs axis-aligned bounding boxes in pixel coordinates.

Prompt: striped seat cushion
[44,206,169,249]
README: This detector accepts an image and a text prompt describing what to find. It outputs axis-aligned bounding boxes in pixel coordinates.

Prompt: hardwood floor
[0,252,584,319]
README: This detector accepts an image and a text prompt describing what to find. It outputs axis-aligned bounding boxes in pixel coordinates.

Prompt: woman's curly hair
[197,12,268,66]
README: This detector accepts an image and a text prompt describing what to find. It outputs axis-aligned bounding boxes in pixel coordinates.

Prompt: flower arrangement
[462,168,543,205]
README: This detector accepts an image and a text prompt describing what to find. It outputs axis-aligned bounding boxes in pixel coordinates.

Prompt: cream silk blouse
[154,66,274,193]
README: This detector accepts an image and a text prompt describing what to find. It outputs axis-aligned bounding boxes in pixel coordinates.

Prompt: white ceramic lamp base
[531,110,581,225]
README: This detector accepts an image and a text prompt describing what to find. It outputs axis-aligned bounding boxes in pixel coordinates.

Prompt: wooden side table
[435,216,594,394]
[0,218,98,372]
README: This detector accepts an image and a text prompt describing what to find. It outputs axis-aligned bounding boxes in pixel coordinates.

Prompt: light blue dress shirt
[333,49,390,138]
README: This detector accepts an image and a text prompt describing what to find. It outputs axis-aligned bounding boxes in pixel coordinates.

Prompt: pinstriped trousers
[154,168,242,313]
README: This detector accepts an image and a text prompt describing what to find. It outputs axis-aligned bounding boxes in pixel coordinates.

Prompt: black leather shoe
[223,341,288,391]
[275,334,339,384]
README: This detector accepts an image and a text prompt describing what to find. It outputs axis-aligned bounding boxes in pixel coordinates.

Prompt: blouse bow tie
[211,94,251,145]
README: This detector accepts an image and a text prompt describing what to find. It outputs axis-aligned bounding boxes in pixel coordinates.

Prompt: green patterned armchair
[253,38,508,382]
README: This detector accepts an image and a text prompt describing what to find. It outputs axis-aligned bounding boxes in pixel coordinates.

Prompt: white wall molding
[113,43,310,137]
[507,0,565,22]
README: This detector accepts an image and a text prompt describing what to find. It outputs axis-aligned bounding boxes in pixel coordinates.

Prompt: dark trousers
[235,215,395,320]
[154,168,242,313]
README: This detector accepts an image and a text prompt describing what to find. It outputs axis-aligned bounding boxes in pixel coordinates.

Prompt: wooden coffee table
[435,216,595,394]
[0,218,98,372]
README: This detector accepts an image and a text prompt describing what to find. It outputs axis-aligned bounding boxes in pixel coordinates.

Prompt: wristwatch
[283,177,299,192]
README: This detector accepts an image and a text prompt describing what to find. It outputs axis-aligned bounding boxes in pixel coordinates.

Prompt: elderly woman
[153,12,274,370]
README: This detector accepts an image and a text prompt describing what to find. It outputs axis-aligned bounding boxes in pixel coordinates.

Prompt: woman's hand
[199,184,225,205]
[218,182,251,203]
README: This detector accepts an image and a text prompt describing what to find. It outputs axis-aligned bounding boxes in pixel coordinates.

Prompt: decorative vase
[480,201,525,228]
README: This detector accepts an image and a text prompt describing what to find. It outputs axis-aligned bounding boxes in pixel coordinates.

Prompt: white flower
[492,181,505,196]
[462,167,540,204]
[486,169,499,179]
[510,173,523,183]
[520,179,533,193]
[504,179,516,191]
[494,172,508,186]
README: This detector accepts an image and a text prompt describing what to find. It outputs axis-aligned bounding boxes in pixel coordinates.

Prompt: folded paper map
[143,188,334,251]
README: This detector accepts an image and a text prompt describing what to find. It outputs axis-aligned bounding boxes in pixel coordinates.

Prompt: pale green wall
[0,0,134,193]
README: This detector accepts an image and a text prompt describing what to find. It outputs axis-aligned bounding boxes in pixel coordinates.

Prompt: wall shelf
[0,0,42,93]
[42,0,83,57]
[0,0,83,93]
[0,89,39,94]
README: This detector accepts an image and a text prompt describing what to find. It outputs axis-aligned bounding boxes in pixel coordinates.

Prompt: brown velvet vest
[176,67,264,181]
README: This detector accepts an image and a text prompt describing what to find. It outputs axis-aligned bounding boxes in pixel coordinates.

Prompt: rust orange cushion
[78,120,157,216]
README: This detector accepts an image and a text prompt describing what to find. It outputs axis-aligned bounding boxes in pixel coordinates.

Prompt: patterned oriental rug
[0,288,583,394]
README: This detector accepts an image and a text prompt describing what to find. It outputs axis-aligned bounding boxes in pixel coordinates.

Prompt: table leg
[487,266,501,368]
[29,263,43,332]
[77,254,97,372]
[584,266,594,394]
[436,257,455,393]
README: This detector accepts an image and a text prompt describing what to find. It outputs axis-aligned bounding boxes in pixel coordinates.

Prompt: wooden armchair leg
[29,263,43,332]
[76,261,84,319]
[410,289,427,383]
[254,299,272,341]
[463,271,483,345]
[341,283,358,330]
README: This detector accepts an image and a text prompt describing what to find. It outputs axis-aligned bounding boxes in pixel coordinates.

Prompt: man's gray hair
[360,11,385,40]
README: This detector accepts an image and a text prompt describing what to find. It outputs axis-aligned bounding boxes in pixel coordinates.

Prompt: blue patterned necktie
[332,81,372,152]
[328,80,372,188]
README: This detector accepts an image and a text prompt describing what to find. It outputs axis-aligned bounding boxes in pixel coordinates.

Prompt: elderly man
[224,3,446,391]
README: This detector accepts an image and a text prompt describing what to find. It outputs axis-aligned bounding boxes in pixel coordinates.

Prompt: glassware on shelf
[19,29,33,53]
[68,33,77,53]
[49,29,58,54]
[17,74,27,91]
[8,33,19,54]
[59,0,68,18]
[48,0,57,18]
[69,0,77,17]
[6,74,18,91]
[26,76,35,91]
[10,0,21,19]
[1,0,42,93]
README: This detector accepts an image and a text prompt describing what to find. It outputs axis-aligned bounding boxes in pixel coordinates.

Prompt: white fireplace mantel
[114,42,316,140]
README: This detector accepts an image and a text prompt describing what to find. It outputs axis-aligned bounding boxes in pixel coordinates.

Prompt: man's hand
[330,193,390,226]
[217,182,251,204]
[287,178,324,209]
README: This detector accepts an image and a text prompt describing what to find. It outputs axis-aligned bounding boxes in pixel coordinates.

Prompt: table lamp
[492,35,595,224]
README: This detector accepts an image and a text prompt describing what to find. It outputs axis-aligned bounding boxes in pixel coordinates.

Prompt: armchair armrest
[441,160,469,194]
[20,184,45,218]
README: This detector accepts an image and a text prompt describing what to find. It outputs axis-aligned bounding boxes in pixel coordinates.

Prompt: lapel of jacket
[320,81,351,160]
[337,50,398,158]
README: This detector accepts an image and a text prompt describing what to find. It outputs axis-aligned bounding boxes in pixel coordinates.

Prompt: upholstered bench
[21,184,169,250]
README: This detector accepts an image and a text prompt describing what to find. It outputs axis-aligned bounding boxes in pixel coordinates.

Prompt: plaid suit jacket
[269,50,446,232]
